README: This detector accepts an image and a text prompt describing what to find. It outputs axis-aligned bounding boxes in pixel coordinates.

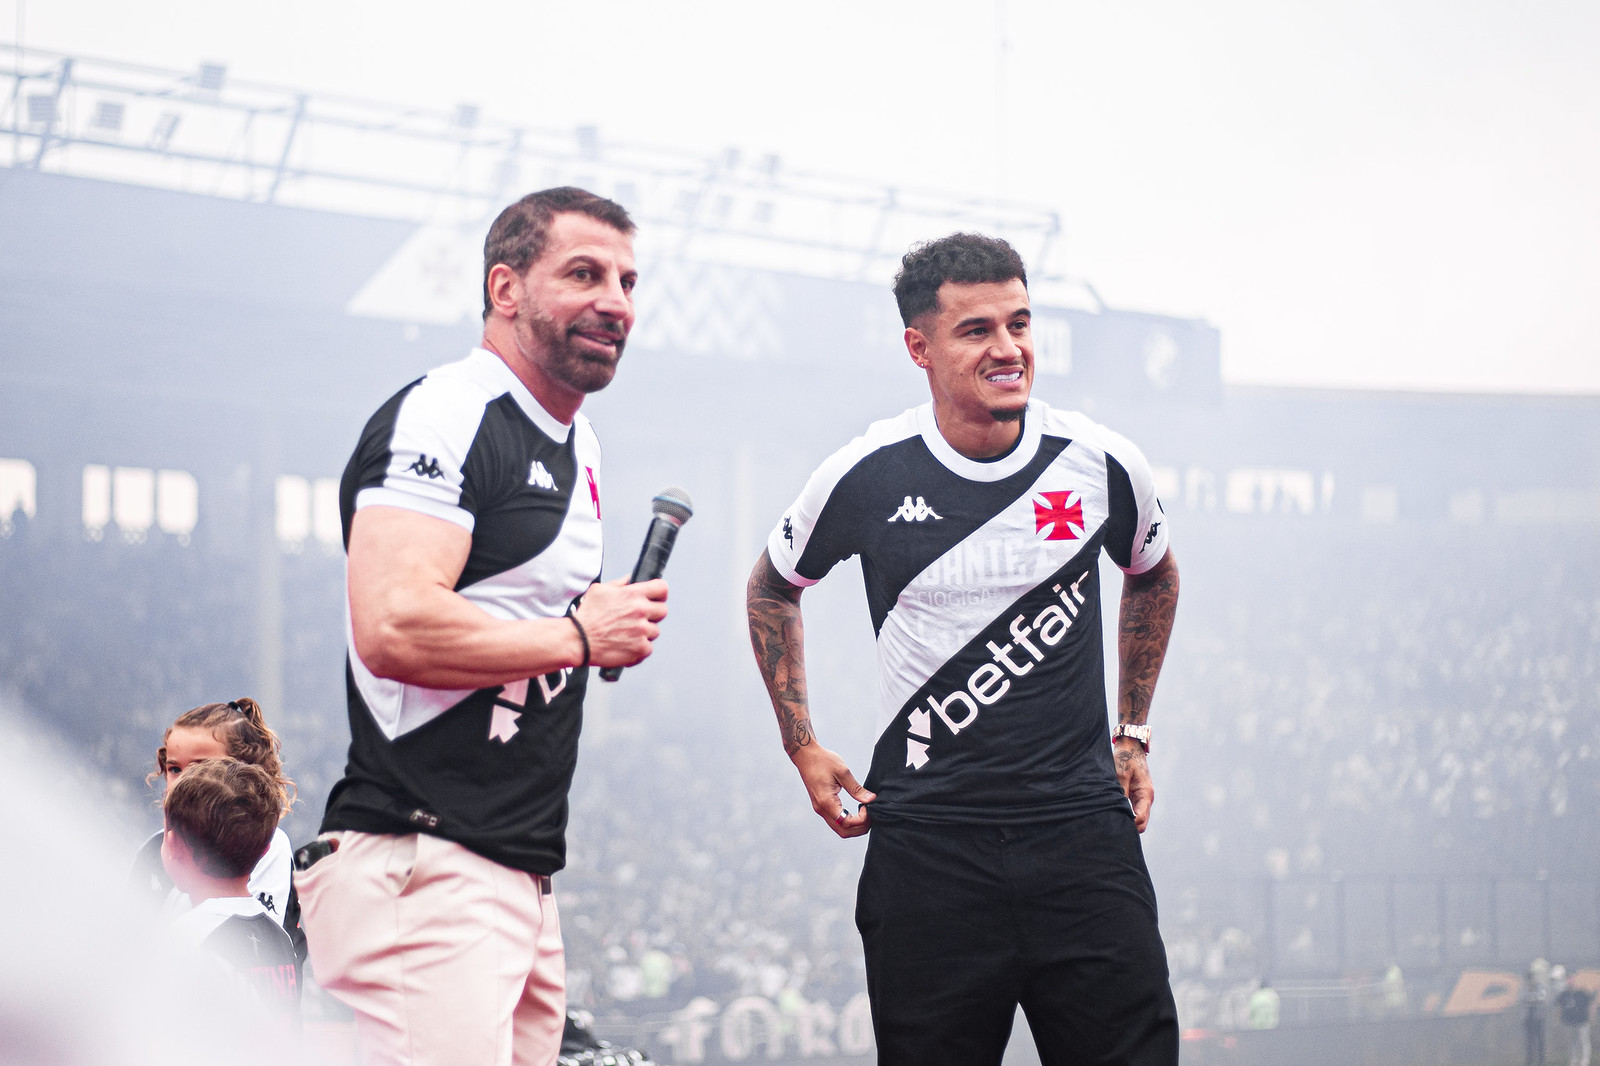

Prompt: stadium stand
[4,46,1598,1060]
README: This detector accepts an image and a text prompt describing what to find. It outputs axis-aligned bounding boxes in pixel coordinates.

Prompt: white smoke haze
[0,695,324,1066]
[1,5,1597,1063]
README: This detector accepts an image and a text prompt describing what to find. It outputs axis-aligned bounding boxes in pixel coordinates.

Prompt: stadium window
[1361,486,1399,523]
[1033,315,1072,377]
[275,475,312,548]
[92,100,125,133]
[25,94,55,125]
[196,63,228,94]
[1276,471,1316,514]
[156,470,199,544]
[1225,471,1258,514]
[1225,468,1316,516]
[1185,468,1218,512]
[1150,466,1180,505]
[1448,489,1485,524]
[1494,488,1600,525]
[0,458,38,536]
[312,478,342,550]
[112,467,156,542]
[82,465,111,539]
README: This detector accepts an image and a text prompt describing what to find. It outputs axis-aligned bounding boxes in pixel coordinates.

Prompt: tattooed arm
[1115,548,1180,833]
[746,551,875,839]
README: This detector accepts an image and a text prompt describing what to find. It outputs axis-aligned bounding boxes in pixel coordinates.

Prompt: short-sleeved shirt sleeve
[765,411,922,587]
[344,371,492,534]
[1092,422,1169,576]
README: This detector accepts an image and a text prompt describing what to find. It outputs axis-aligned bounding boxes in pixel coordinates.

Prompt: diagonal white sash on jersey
[874,446,1111,726]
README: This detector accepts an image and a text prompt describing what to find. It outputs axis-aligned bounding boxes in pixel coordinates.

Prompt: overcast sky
[9,0,1598,394]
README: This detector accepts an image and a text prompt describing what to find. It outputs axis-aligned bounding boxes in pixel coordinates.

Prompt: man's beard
[990,407,1025,424]
[527,309,627,395]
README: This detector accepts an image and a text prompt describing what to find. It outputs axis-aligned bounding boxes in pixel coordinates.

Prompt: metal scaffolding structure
[1,43,1075,288]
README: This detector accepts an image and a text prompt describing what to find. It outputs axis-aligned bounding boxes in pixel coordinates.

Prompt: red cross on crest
[1033,490,1085,541]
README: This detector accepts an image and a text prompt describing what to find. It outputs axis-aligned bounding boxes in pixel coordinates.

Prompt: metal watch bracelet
[1111,723,1151,752]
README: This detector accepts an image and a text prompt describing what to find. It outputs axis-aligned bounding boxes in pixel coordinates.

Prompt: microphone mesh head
[651,486,693,524]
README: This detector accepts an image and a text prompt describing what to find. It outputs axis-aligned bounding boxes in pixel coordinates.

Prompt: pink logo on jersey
[585,466,601,518]
[1033,490,1085,541]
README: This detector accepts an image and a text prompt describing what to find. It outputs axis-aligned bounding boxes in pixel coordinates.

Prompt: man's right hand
[574,577,669,669]
[350,506,672,688]
[793,745,875,839]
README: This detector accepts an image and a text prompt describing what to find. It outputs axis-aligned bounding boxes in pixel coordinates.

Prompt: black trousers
[855,808,1179,1066]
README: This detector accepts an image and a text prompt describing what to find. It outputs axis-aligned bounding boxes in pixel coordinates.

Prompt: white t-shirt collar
[915,398,1042,483]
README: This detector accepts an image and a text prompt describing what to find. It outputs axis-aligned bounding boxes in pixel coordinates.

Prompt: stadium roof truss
[1,44,1088,296]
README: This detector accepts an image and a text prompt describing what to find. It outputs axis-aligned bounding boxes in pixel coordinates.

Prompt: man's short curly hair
[892,233,1028,327]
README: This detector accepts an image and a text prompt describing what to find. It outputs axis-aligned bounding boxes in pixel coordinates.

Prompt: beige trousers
[298,831,564,1066]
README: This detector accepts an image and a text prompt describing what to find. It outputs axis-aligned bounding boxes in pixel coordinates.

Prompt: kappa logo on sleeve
[1143,520,1162,548]
[407,454,445,479]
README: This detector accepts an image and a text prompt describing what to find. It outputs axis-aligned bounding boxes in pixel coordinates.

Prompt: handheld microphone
[599,485,693,682]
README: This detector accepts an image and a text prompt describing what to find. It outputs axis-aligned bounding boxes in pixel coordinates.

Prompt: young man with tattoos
[747,233,1181,1066]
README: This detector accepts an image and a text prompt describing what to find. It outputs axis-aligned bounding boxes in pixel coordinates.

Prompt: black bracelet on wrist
[566,604,591,670]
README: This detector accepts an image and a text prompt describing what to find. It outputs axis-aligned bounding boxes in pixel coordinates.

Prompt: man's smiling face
[907,277,1034,434]
[511,211,638,403]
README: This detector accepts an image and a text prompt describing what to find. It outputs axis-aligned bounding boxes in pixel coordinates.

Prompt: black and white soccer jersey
[321,347,604,875]
[768,399,1169,826]
[172,896,299,1023]
[130,827,294,928]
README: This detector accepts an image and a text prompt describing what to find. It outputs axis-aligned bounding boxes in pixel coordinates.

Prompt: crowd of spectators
[559,741,868,1016]
[1,507,1595,1020]
[1155,521,1598,881]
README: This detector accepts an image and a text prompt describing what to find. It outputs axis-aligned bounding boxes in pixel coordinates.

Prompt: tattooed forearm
[781,709,814,753]
[1115,747,1147,774]
[747,553,814,756]
[1118,549,1179,725]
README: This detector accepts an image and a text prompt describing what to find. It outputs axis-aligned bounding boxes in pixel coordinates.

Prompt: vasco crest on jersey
[1032,489,1085,541]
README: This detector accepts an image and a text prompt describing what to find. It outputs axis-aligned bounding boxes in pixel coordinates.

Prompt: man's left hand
[1114,738,1154,832]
